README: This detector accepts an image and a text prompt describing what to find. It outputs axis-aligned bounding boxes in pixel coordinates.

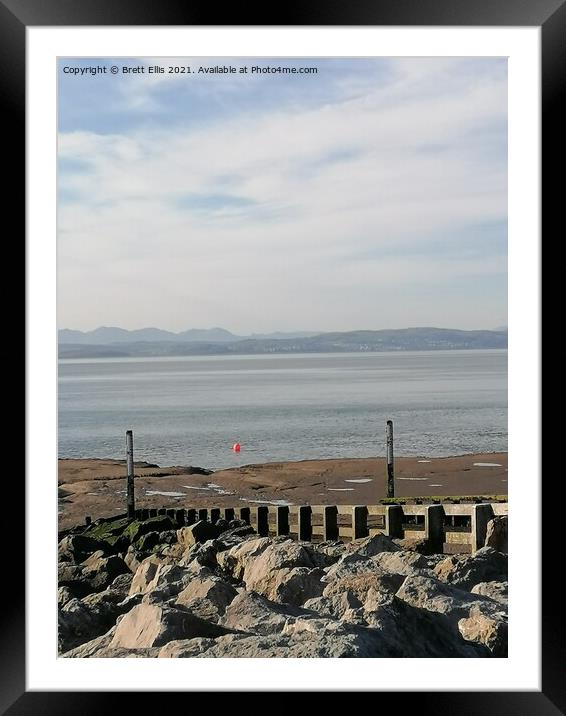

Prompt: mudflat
[58,454,507,530]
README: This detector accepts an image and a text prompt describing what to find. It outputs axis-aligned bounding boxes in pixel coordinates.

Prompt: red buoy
[232,442,241,452]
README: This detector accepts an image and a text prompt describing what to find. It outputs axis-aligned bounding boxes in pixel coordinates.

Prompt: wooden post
[276,506,290,536]
[238,507,251,524]
[198,508,208,522]
[223,508,235,522]
[352,506,369,539]
[256,506,269,536]
[384,505,403,538]
[186,509,197,526]
[210,508,221,524]
[323,506,338,541]
[298,506,312,541]
[386,420,395,498]
[85,515,92,526]
[126,430,135,520]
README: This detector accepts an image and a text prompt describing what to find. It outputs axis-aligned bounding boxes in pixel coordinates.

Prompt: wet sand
[58,454,508,530]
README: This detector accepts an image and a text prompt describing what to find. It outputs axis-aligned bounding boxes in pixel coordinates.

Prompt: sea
[58,349,507,470]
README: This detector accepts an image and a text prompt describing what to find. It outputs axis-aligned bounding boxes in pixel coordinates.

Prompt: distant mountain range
[58,326,507,359]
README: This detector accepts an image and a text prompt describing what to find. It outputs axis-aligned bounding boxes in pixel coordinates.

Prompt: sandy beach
[58,453,507,530]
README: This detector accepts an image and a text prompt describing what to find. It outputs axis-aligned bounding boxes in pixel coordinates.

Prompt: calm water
[58,350,507,469]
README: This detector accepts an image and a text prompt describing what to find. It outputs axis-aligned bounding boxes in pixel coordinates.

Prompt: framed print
[9,0,557,710]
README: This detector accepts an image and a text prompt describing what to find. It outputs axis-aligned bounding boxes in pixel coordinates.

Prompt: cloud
[57,57,507,332]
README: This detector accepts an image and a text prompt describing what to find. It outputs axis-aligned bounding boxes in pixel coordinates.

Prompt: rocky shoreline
[59,512,508,658]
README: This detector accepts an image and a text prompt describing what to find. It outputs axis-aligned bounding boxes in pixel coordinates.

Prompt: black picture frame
[9,0,555,710]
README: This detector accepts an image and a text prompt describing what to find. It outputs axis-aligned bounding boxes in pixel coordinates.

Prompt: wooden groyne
[123,501,507,555]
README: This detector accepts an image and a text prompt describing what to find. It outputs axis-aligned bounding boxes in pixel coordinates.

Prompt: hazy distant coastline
[58,326,507,359]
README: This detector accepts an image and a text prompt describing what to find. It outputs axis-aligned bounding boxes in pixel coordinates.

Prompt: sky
[57,57,507,333]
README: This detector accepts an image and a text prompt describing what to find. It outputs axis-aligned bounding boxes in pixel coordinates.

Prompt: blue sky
[57,57,507,332]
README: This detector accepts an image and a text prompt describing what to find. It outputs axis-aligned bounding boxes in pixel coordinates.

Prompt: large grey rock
[58,588,133,653]
[484,516,508,553]
[214,525,257,552]
[159,621,389,658]
[221,590,315,635]
[128,559,196,598]
[123,516,176,544]
[434,547,507,591]
[58,586,74,607]
[134,531,160,552]
[178,540,218,570]
[471,581,508,606]
[61,629,116,657]
[58,534,112,563]
[303,592,363,621]
[396,575,506,624]
[395,575,508,653]
[176,521,219,548]
[109,603,234,648]
[371,550,436,577]
[345,534,401,558]
[81,554,130,592]
[216,537,272,580]
[458,605,508,656]
[257,566,326,606]
[175,576,237,621]
[109,572,134,596]
[322,571,404,605]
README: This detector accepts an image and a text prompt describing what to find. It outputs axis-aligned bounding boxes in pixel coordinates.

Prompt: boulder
[176,521,219,548]
[303,592,362,621]
[484,516,508,553]
[129,559,203,599]
[221,590,314,636]
[312,541,347,561]
[179,540,218,570]
[345,534,401,558]
[58,588,132,652]
[175,576,237,621]
[458,605,508,656]
[371,550,436,577]
[321,553,390,583]
[123,516,176,545]
[261,567,326,606]
[58,534,112,563]
[471,581,508,605]
[214,525,257,552]
[81,554,130,591]
[82,517,131,549]
[322,572,404,605]
[217,537,272,580]
[58,586,74,607]
[240,540,316,593]
[433,547,507,591]
[109,572,134,595]
[60,629,116,657]
[124,547,142,574]
[159,622,389,658]
[134,531,161,552]
[158,530,178,544]
[393,536,431,554]
[109,603,234,648]
[395,575,507,655]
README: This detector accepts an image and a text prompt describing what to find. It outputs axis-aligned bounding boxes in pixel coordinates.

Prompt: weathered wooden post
[298,506,312,541]
[126,429,135,520]
[323,505,339,541]
[256,506,269,536]
[238,507,251,524]
[276,506,290,536]
[386,420,395,498]
[352,505,369,539]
